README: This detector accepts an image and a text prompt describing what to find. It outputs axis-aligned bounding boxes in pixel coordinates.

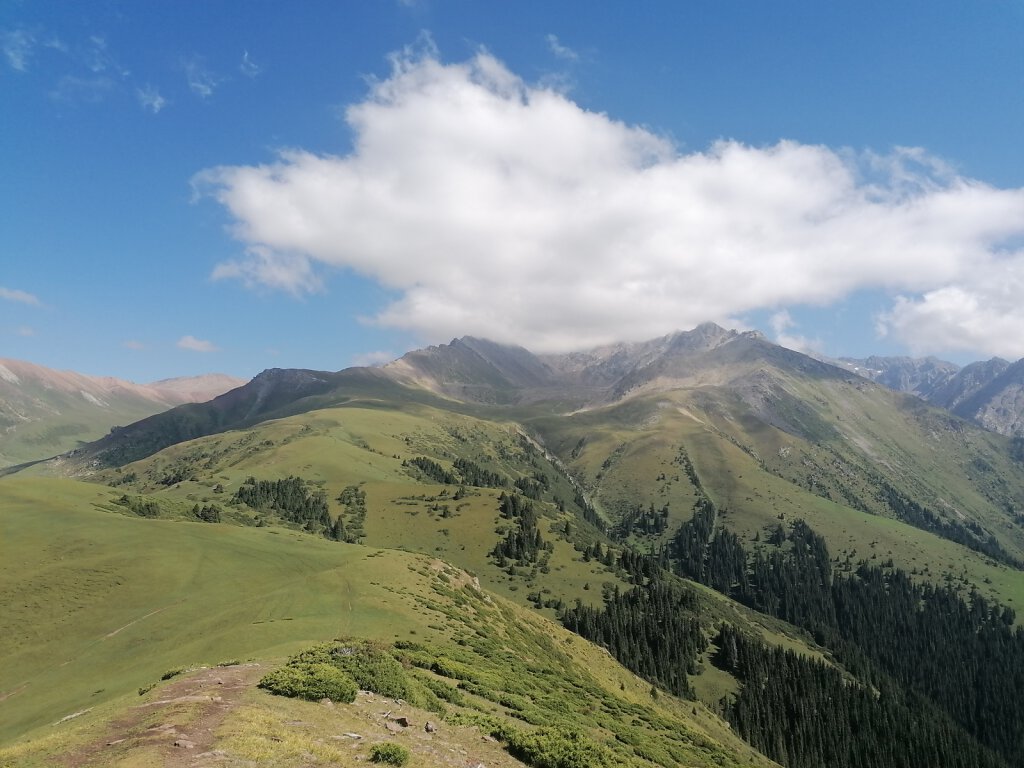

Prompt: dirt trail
[65,663,263,768]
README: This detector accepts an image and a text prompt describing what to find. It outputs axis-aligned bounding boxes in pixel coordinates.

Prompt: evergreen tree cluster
[234,476,333,536]
[876,480,1018,566]
[332,484,367,542]
[116,493,160,518]
[405,455,513,488]
[714,624,1006,768]
[673,499,1024,765]
[491,493,550,565]
[513,474,548,500]
[572,489,604,531]
[452,457,507,487]
[614,502,669,538]
[561,581,705,699]
[404,457,456,484]
[158,465,195,486]
[191,503,221,523]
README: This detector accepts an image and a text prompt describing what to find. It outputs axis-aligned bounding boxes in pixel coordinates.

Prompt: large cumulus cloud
[195,48,1024,358]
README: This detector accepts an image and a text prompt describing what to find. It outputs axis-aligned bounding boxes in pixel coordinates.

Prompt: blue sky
[3,1,1024,382]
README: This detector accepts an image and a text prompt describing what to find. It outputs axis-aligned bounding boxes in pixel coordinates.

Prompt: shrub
[333,641,410,699]
[415,674,466,705]
[258,662,357,703]
[369,742,410,765]
[504,726,613,768]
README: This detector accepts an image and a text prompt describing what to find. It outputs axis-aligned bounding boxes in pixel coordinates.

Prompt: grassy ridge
[0,476,775,768]
[0,476,450,744]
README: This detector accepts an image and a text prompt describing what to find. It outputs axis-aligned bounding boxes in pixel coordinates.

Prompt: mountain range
[835,353,1024,436]
[4,324,1024,768]
[0,358,244,467]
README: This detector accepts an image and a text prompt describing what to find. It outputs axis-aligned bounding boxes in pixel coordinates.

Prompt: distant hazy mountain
[0,358,245,466]
[834,354,1023,437]
[941,358,1024,437]
[833,355,961,397]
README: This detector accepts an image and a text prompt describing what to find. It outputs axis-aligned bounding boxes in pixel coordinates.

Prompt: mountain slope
[837,353,1024,437]
[11,326,1024,767]
[944,358,1024,437]
[0,358,244,467]
[0,475,771,768]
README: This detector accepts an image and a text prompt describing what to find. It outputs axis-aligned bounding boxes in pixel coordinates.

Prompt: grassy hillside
[528,386,1024,610]
[0,476,450,744]
[10,339,1024,767]
[0,475,773,768]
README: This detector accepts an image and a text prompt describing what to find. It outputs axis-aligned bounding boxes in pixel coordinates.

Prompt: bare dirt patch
[64,663,263,768]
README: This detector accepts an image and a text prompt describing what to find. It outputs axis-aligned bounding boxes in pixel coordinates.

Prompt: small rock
[342,732,363,739]
[424,721,438,733]
[105,739,126,746]
[173,739,196,749]
[320,697,334,707]
[393,716,411,727]
[214,678,224,685]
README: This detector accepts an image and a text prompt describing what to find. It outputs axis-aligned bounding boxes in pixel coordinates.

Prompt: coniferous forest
[554,462,1024,768]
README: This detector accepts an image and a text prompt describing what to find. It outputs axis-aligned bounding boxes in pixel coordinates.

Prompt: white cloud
[770,310,821,355]
[122,339,146,350]
[177,335,219,353]
[351,350,396,367]
[878,266,1024,360]
[183,54,222,98]
[1,28,34,71]
[210,245,322,295]
[239,49,260,78]
[136,83,167,114]
[0,286,41,306]
[545,34,578,62]
[16,326,36,337]
[196,49,1024,358]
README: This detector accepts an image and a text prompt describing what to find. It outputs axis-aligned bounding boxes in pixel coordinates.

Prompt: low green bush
[414,673,466,705]
[258,662,357,703]
[505,726,613,768]
[369,742,410,765]
[334,642,409,699]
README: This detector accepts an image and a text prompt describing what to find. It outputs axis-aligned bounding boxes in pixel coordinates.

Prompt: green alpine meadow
[4,327,1024,767]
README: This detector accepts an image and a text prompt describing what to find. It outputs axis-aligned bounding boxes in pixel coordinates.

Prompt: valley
[3,326,1024,767]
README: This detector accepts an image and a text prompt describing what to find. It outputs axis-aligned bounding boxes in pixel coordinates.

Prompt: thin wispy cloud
[545,33,578,62]
[197,50,1024,360]
[352,350,396,367]
[183,54,222,98]
[177,335,219,353]
[83,35,121,75]
[50,74,113,104]
[43,35,67,54]
[122,340,146,350]
[16,326,36,337]
[136,84,167,114]
[1,27,34,71]
[0,286,41,306]
[239,49,260,78]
